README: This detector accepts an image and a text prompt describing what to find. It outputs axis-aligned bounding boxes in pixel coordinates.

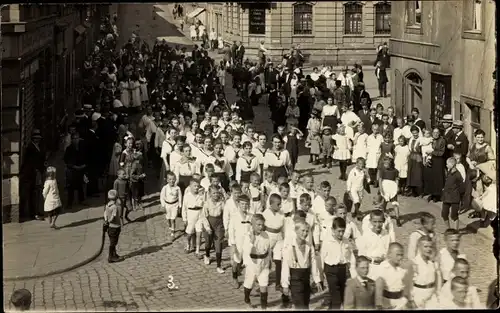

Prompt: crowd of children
[32,12,497,309]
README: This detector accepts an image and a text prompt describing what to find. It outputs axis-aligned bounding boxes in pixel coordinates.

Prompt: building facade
[204,1,391,66]
[390,0,496,149]
[1,4,107,223]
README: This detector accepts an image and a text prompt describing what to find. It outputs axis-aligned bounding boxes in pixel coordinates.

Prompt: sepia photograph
[1,1,497,311]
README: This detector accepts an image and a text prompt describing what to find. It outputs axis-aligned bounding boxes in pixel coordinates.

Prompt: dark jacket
[454,132,470,156]
[442,170,464,203]
[344,277,376,310]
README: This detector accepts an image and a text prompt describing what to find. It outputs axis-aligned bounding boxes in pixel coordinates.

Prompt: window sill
[374,33,391,37]
[292,34,314,38]
[405,25,422,35]
[343,34,364,37]
[462,30,485,41]
[248,33,265,37]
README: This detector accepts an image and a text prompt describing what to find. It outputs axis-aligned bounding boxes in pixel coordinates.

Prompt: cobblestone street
[3,4,496,312]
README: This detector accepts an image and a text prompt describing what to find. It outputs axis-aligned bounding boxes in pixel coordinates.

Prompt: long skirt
[423,156,445,196]
[323,115,338,134]
[269,166,288,182]
[407,152,423,188]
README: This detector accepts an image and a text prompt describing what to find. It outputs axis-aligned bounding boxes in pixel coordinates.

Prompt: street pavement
[3,4,496,311]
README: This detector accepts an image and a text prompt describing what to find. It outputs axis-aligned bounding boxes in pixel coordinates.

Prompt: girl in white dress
[366,124,384,186]
[138,71,149,104]
[119,80,130,108]
[289,74,299,101]
[394,135,410,193]
[130,76,142,108]
[352,124,368,162]
[332,124,352,180]
[340,105,361,141]
[43,166,62,228]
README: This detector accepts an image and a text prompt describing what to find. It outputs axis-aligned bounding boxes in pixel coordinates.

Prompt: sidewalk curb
[4,231,105,282]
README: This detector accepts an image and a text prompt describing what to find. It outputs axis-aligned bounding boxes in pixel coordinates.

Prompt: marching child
[182,178,205,256]
[104,190,123,263]
[335,204,360,252]
[321,217,356,309]
[357,210,394,280]
[278,183,295,217]
[409,236,440,308]
[378,156,401,226]
[297,174,316,202]
[160,171,182,237]
[249,173,264,214]
[361,206,396,243]
[437,258,482,308]
[296,193,320,248]
[236,141,260,183]
[375,242,413,309]
[262,194,285,291]
[321,126,335,168]
[42,166,62,229]
[114,168,131,223]
[438,228,466,285]
[346,157,367,219]
[261,168,277,199]
[288,171,301,202]
[333,124,352,180]
[174,144,200,195]
[394,135,410,194]
[202,186,226,273]
[281,220,323,309]
[200,163,215,190]
[407,212,436,260]
[343,256,376,309]
[242,214,272,309]
[223,183,242,237]
[442,157,465,230]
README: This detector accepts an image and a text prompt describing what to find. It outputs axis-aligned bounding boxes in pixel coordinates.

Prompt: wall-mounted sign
[249,7,266,35]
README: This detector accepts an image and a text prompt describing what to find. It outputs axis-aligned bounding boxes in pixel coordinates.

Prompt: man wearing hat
[441,114,455,159]
[74,109,90,140]
[22,129,46,221]
[452,120,469,169]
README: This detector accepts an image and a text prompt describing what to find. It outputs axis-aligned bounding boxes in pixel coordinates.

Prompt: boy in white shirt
[346,157,367,219]
[438,229,466,284]
[160,171,182,236]
[437,258,483,308]
[181,178,206,256]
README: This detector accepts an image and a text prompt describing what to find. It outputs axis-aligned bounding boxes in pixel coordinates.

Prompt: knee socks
[244,287,252,303]
[260,292,268,309]
[274,260,282,287]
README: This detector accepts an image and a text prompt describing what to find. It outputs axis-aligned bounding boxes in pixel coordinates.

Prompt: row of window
[406,0,483,33]
[224,2,391,36]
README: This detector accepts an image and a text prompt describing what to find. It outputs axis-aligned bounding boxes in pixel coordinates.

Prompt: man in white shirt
[209,28,217,51]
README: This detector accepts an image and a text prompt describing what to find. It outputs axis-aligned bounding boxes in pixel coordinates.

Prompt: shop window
[375,2,391,35]
[293,3,313,35]
[344,2,363,35]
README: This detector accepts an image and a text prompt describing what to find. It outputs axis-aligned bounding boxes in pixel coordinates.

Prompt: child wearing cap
[104,189,123,263]
[321,126,335,168]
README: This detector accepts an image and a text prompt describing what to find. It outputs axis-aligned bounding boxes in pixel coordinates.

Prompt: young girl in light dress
[420,129,434,166]
[378,156,401,227]
[352,124,368,162]
[306,109,322,164]
[43,166,62,229]
[394,135,410,194]
[332,124,352,180]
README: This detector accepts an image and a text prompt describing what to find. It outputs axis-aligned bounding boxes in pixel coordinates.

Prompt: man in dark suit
[451,120,469,169]
[86,121,101,197]
[191,44,202,62]
[387,106,399,128]
[235,41,245,65]
[64,132,87,209]
[412,107,426,130]
[363,108,382,135]
[265,63,279,90]
[441,114,455,159]
[230,41,238,64]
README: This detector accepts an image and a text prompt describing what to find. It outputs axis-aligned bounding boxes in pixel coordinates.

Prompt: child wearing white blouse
[43,166,62,228]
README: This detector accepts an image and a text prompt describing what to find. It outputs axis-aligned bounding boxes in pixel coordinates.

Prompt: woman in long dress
[138,70,149,104]
[321,97,340,134]
[289,73,299,102]
[406,126,424,197]
[129,74,142,109]
[119,80,130,108]
[423,128,446,202]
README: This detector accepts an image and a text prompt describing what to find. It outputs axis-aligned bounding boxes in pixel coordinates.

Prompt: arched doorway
[403,72,423,118]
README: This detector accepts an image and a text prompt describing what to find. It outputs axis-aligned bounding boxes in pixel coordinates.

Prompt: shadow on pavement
[400,211,428,225]
[142,200,160,209]
[58,216,104,229]
[130,210,164,223]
